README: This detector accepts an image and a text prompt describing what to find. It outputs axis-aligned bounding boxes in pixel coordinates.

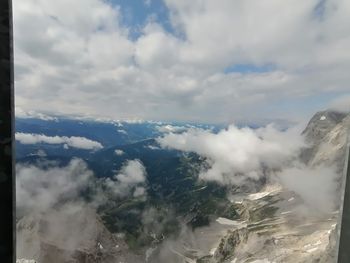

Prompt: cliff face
[301,110,350,173]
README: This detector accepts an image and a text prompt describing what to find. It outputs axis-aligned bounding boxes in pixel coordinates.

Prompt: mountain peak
[302,110,348,143]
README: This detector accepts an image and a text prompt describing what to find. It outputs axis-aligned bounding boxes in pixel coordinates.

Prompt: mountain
[15,111,350,263]
[301,110,349,172]
[15,117,234,261]
[196,110,349,263]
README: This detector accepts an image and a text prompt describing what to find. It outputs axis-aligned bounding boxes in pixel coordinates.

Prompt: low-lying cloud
[156,124,188,133]
[157,124,304,185]
[114,149,124,156]
[15,132,103,150]
[16,158,94,214]
[16,157,149,260]
[17,158,148,216]
[277,164,338,213]
[105,159,147,198]
[157,123,342,214]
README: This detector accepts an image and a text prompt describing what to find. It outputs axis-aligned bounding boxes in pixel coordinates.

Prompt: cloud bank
[16,158,94,214]
[15,132,103,150]
[157,123,341,213]
[156,124,188,133]
[16,158,148,216]
[13,0,350,123]
[157,124,304,185]
[278,164,338,213]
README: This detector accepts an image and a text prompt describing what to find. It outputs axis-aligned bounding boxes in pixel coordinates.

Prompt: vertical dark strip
[0,0,14,262]
[338,144,350,263]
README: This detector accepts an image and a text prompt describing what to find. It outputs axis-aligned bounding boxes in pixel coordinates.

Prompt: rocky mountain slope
[301,110,349,172]
[193,110,349,263]
[16,110,350,263]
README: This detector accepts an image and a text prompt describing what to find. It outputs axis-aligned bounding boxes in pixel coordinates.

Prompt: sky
[13,0,350,124]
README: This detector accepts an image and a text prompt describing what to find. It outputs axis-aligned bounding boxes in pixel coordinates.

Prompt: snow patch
[16,260,37,263]
[306,247,319,253]
[248,191,271,200]
[280,211,292,215]
[216,217,247,228]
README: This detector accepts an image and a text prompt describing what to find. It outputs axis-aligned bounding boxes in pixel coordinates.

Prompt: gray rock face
[302,111,347,144]
[213,227,248,262]
[301,110,350,173]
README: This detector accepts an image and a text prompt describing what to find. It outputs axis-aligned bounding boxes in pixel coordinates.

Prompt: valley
[15,110,349,263]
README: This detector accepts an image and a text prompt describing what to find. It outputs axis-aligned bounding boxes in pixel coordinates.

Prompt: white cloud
[117,129,128,135]
[16,159,93,213]
[16,158,148,216]
[157,124,304,185]
[29,149,47,157]
[133,186,146,197]
[135,23,181,69]
[15,132,103,150]
[165,0,350,69]
[15,107,58,121]
[105,159,147,197]
[146,145,161,150]
[156,124,187,133]
[114,149,124,156]
[13,0,350,123]
[277,164,338,213]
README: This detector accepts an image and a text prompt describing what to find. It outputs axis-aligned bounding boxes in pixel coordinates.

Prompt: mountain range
[15,110,350,263]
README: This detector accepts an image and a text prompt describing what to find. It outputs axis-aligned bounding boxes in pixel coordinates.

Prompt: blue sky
[224,64,276,74]
[109,0,174,39]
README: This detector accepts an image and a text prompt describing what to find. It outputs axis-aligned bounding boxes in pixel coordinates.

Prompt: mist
[16,157,149,261]
[157,123,341,213]
[277,164,339,213]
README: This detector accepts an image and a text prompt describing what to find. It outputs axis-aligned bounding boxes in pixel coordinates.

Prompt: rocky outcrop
[213,227,248,262]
